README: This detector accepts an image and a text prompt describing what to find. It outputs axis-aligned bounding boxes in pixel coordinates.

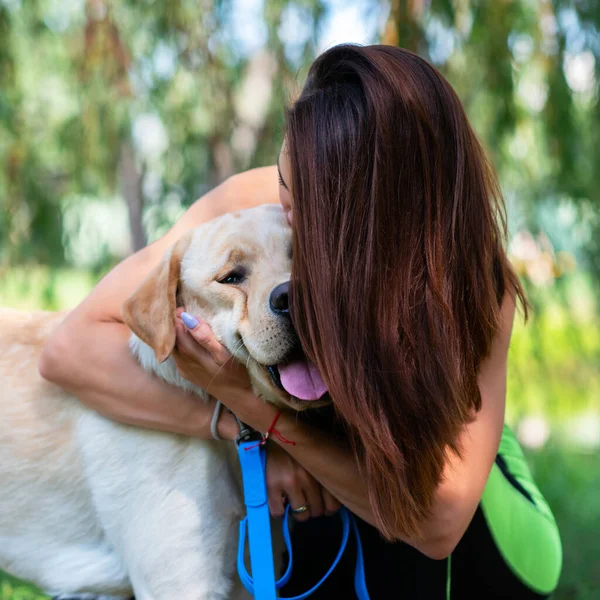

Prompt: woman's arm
[173,289,516,558]
[39,166,279,439]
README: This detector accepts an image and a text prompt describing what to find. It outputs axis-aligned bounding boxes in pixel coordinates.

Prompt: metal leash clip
[236,425,262,446]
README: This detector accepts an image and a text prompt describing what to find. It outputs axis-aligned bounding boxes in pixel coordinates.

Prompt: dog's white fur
[0,205,300,599]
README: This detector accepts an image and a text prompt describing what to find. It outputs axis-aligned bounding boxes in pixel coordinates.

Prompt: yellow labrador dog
[0,204,329,600]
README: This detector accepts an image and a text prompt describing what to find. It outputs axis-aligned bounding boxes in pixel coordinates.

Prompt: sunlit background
[0,0,598,598]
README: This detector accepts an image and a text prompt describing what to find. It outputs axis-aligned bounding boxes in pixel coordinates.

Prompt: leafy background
[0,0,598,598]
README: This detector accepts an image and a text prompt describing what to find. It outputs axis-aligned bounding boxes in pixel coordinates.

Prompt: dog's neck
[129,335,210,402]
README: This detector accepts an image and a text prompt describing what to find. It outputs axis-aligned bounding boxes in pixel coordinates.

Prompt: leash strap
[236,440,370,600]
[237,440,278,600]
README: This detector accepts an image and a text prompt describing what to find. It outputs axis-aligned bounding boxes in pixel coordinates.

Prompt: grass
[528,446,600,599]
[0,266,97,312]
[0,266,598,599]
[0,574,45,600]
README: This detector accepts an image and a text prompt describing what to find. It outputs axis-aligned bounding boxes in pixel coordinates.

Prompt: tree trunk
[119,140,146,253]
[382,0,425,53]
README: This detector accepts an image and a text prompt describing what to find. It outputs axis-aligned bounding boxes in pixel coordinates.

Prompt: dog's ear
[122,233,192,363]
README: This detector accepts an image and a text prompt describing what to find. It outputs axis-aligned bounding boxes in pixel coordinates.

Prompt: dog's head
[122,204,328,410]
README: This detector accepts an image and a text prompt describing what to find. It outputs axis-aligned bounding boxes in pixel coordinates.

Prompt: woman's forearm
[39,167,279,438]
[220,385,502,560]
[279,419,459,556]
[39,317,239,440]
[220,392,432,547]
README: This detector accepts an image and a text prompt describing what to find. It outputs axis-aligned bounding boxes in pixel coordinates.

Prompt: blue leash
[236,439,370,600]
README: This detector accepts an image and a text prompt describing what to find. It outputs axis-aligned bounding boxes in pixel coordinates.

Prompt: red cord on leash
[244,410,295,450]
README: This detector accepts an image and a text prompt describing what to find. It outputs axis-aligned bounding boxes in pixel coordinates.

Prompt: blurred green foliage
[508,274,599,423]
[0,0,325,264]
[1,0,600,278]
[0,0,599,598]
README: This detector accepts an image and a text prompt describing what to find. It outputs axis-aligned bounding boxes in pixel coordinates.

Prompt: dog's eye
[219,270,246,285]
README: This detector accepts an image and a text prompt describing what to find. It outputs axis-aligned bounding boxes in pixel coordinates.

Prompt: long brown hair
[286,44,527,540]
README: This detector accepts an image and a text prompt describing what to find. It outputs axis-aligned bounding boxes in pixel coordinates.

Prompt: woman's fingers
[180,312,231,366]
[322,488,342,515]
[284,480,310,522]
[268,489,286,519]
[175,321,207,357]
[172,311,252,405]
[298,471,325,518]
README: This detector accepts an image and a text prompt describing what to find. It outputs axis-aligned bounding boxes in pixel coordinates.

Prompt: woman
[40,45,562,598]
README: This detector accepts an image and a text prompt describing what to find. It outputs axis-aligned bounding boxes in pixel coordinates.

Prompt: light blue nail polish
[181,312,199,329]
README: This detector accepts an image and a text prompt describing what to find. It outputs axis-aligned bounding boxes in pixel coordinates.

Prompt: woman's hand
[174,308,282,428]
[173,309,253,402]
[266,443,341,520]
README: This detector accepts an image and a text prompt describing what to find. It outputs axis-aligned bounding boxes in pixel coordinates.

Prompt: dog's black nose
[269,281,290,315]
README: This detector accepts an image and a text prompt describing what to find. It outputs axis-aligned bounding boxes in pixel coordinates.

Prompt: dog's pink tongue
[279,360,327,401]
